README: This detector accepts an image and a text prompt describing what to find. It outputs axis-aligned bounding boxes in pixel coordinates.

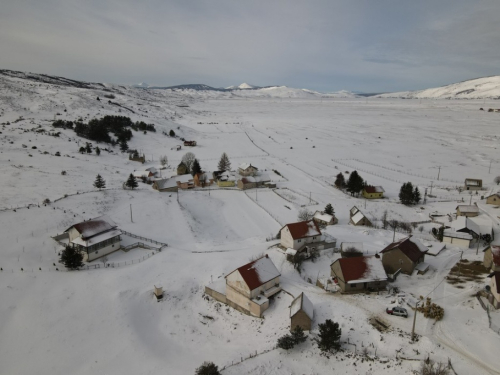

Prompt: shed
[290,293,314,331]
[464,178,482,191]
[486,193,500,205]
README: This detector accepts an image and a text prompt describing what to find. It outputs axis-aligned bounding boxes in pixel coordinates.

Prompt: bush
[420,358,449,375]
[195,362,220,375]
[169,129,175,137]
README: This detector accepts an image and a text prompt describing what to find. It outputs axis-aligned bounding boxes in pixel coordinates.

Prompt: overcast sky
[1,0,500,93]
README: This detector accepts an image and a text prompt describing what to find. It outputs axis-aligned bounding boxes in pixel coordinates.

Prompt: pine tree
[334,172,346,188]
[191,158,202,176]
[60,245,84,270]
[317,319,341,353]
[291,326,307,345]
[347,171,364,196]
[93,174,106,190]
[169,129,175,137]
[413,187,421,205]
[217,152,231,172]
[277,334,296,350]
[95,146,101,156]
[324,203,334,215]
[195,362,220,375]
[399,182,415,205]
[120,139,129,152]
[85,143,92,154]
[125,173,138,189]
[79,146,85,154]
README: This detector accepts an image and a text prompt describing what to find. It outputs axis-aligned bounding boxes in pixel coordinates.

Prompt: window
[313,237,316,240]
[350,284,356,288]
[298,239,301,243]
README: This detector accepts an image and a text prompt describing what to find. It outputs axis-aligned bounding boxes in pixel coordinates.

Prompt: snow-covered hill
[378,76,500,99]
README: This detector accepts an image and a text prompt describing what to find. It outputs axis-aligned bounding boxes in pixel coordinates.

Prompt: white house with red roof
[330,256,387,293]
[379,236,428,275]
[280,220,323,251]
[204,255,281,317]
[63,215,121,262]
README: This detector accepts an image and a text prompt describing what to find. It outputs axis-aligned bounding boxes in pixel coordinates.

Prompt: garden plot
[273,187,318,207]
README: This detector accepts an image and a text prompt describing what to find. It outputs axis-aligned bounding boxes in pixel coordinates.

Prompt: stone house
[330,256,387,293]
[380,237,428,275]
[280,220,322,251]
[313,211,337,226]
[153,178,178,192]
[464,178,482,191]
[63,216,121,262]
[290,293,314,331]
[487,272,500,309]
[456,205,479,217]
[362,186,385,199]
[204,255,281,318]
[349,206,372,227]
[483,245,500,272]
[238,163,258,176]
[486,193,500,205]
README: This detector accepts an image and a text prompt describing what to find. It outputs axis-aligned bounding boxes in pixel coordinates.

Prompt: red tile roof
[364,186,384,194]
[284,220,322,240]
[229,255,280,291]
[66,216,117,240]
[332,256,387,283]
[380,237,427,263]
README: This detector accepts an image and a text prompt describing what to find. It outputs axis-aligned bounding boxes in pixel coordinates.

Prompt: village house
[237,173,271,190]
[362,186,385,199]
[176,174,194,189]
[442,230,472,249]
[456,205,479,217]
[349,206,372,227]
[213,171,236,187]
[464,178,482,191]
[183,140,197,146]
[152,178,178,192]
[132,170,154,182]
[487,272,500,309]
[483,245,500,272]
[379,236,428,275]
[204,255,281,318]
[177,162,188,175]
[238,163,258,176]
[313,211,338,226]
[280,220,322,251]
[330,256,388,293]
[63,216,121,262]
[290,293,314,331]
[486,193,500,205]
[193,172,214,187]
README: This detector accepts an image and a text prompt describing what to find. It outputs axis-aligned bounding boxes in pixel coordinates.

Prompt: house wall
[249,277,280,299]
[483,248,500,271]
[490,277,500,309]
[237,180,257,190]
[457,208,479,217]
[239,167,257,176]
[350,217,372,227]
[218,180,235,187]
[362,191,383,199]
[443,236,470,249]
[226,270,251,298]
[382,248,418,275]
[280,227,295,249]
[291,310,312,331]
[330,261,346,292]
[487,195,500,205]
[225,284,267,317]
[67,227,81,242]
[159,186,178,192]
[86,240,121,262]
[204,286,227,304]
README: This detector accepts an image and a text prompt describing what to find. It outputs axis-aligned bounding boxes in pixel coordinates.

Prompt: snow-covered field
[1,71,500,374]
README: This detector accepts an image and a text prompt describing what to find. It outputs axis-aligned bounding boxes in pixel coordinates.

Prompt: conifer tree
[119,139,129,152]
[79,146,85,154]
[399,182,415,205]
[277,334,296,350]
[125,173,138,189]
[317,319,341,353]
[191,158,202,176]
[169,129,175,137]
[334,172,346,188]
[93,174,106,190]
[217,152,231,172]
[324,203,334,216]
[60,245,84,270]
[195,362,220,375]
[413,187,421,205]
[95,146,101,156]
[291,326,307,345]
[346,171,364,196]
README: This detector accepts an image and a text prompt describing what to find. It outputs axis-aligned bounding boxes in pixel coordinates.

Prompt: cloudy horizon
[1,0,499,93]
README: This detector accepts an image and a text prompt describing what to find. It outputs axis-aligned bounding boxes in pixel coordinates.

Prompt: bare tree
[420,358,449,375]
[159,155,168,167]
[381,210,388,229]
[388,220,400,242]
[181,152,196,173]
[298,209,314,222]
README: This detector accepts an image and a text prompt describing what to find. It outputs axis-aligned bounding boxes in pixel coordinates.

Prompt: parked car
[386,306,408,318]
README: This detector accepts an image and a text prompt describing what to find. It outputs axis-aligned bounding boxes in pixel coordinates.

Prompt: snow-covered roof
[227,255,280,291]
[283,220,322,240]
[443,230,473,240]
[340,242,364,252]
[133,170,152,178]
[314,211,334,223]
[450,216,467,231]
[286,248,297,256]
[380,237,428,263]
[206,278,226,295]
[240,173,270,184]
[238,163,257,171]
[415,262,430,272]
[467,216,493,235]
[456,205,479,213]
[176,174,194,183]
[425,242,446,256]
[144,167,157,173]
[218,171,236,181]
[351,211,365,224]
[65,215,117,239]
[290,292,314,320]
[154,178,178,190]
[71,228,121,247]
[332,256,387,284]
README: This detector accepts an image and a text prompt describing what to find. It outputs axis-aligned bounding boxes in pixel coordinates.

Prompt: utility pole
[130,204,133,223]
[437,166,441,181]
[309,192,312,205]
[458,251,463,277]
[489,160,492,174]
[256,186,258,202]
[411,301,419,342]
[429,181,434,196]
[423,188,428,204]
[476,233,481,255]
[469,193,472,205]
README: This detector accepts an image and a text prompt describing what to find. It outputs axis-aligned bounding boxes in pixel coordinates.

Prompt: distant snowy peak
[226,83,260,90]
[133,82,150,88]
[378,76,500,99]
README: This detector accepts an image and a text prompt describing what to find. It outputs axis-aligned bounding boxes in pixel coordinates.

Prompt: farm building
[204,255,281,318]
[456,205,479,217]
[237,173,271,190]
[290,293,314,331]
[380,236,428,275]
[193,172,214,187]
[280,220,322,251]
[152,178,178,192]
[483,245,500,272]
[238,163,258,176]
[132,170,154,181]
[176,174,194,189]
[213,171,236,187]
[63,216,121,262]
[330,256,387,293]
[313,211,337,226]
[486,193,500,205]
[362,186,384,199]
[464,178,482,191]
[349,206,372,227]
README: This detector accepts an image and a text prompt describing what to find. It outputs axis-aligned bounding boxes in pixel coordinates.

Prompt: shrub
[195,362,220,375]
[60,245,84,270]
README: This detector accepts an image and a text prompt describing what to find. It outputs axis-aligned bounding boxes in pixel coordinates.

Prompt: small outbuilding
[153,178,178,192]
[313,211,337,226]
[486,193,500,205]
[330,256,388,293]
[349,206,372,227]
[362,186,385,199]
[456,205,479,217]
[464,178,482,191]
[290,293,314,331]
[442,230,472,249]
[379,236,428,275]
[238,163,258,176]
